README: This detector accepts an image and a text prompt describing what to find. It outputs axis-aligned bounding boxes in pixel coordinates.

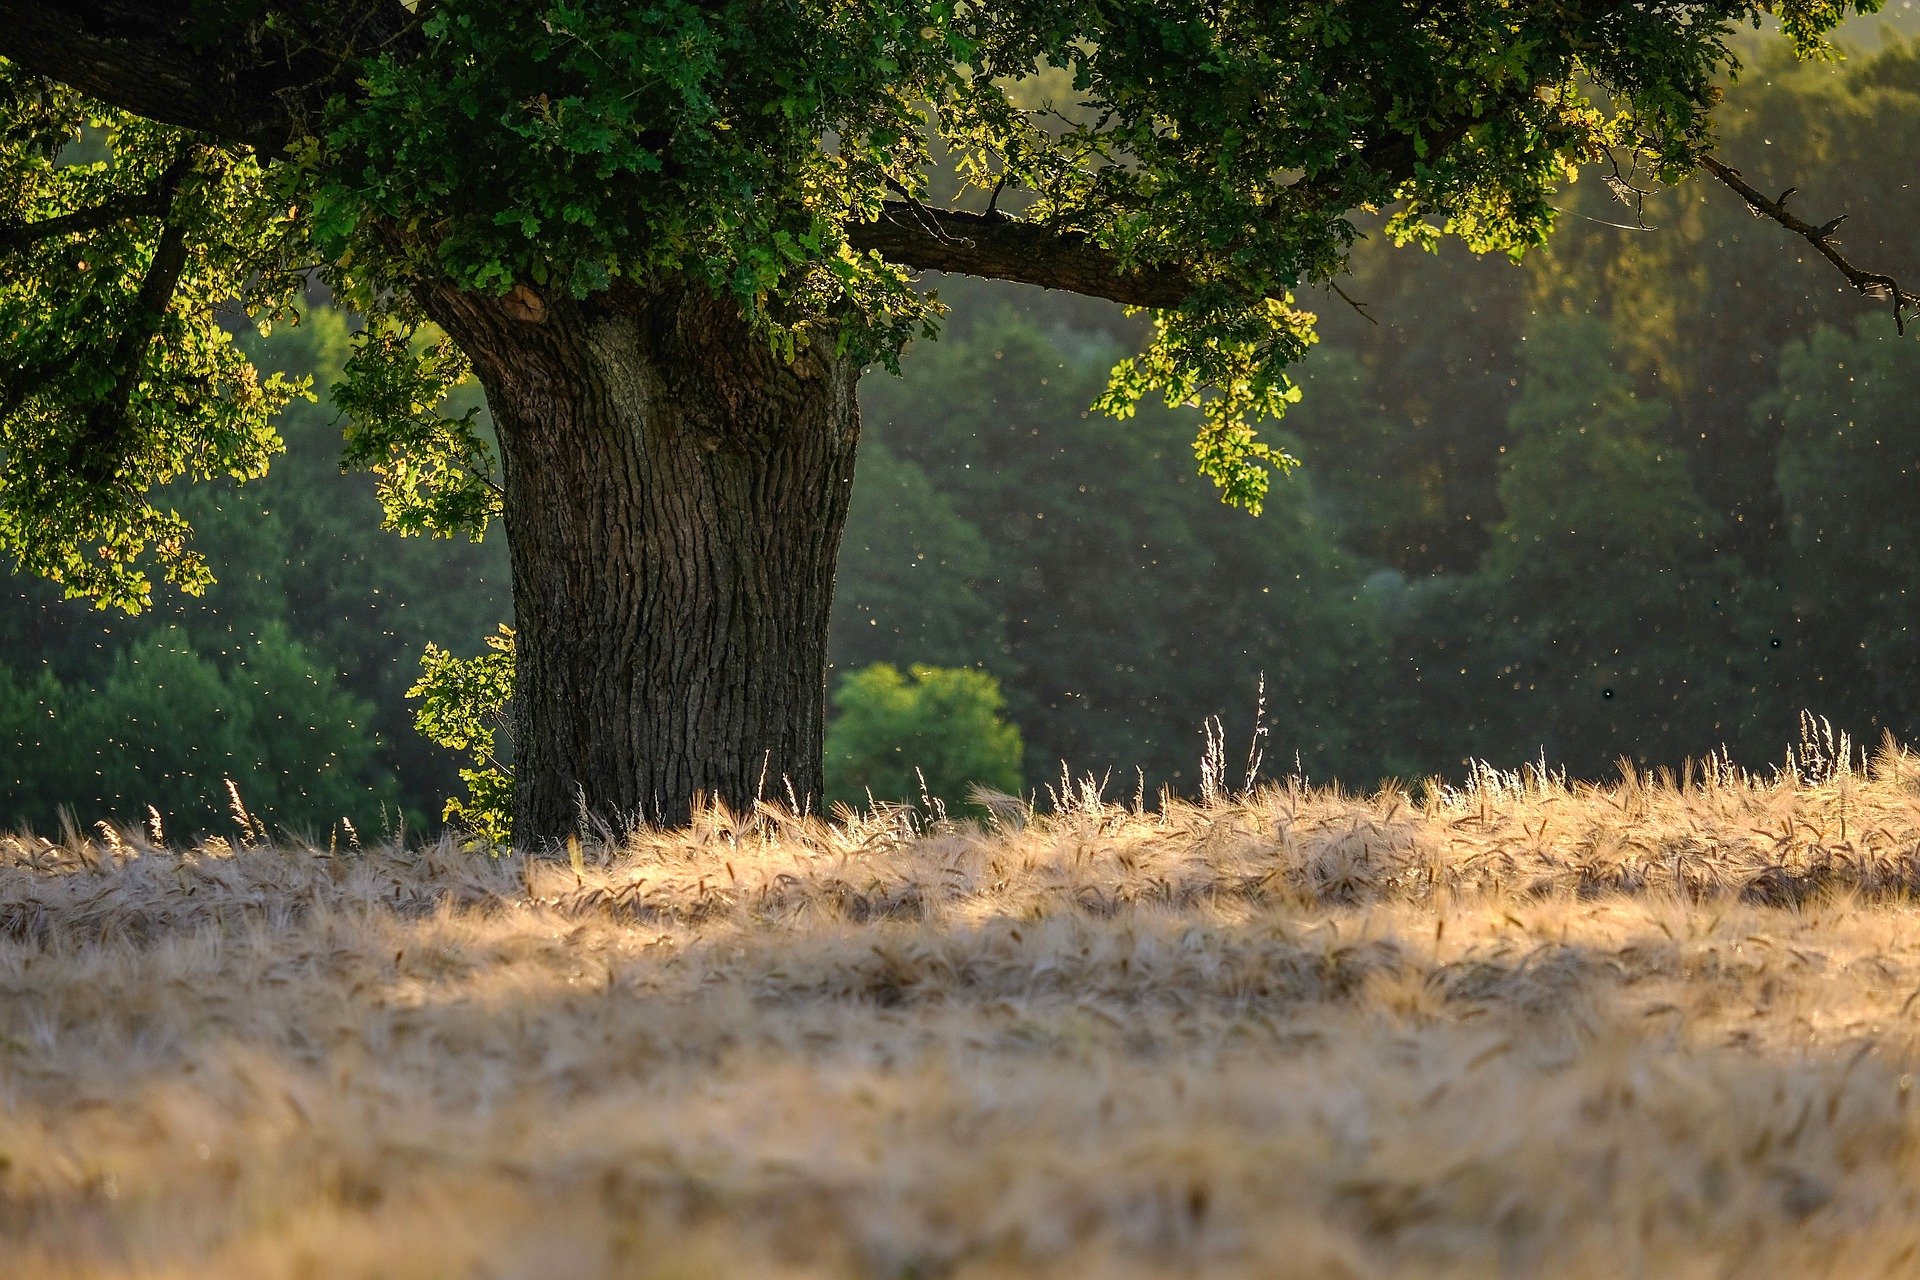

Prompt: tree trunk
[420,281,860,842]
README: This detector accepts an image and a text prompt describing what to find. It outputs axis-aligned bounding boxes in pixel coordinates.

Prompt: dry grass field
[8,742,1920,1278]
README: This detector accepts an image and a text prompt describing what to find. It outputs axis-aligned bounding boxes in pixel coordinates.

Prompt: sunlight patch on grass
[5,746,1920,1276]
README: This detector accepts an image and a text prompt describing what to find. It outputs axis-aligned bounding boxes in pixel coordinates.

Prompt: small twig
[1700,153,1919,334]
[1604,149,1655,230]
[1329,280,1377,325]
[1549,204,1659,234]
[883,176,967,246]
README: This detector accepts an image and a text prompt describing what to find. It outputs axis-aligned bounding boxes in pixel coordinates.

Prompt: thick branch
[0,184,178,257]
[844,118,1478,309]
[1700,154,1920,333]
[0,0,418,156]
[846,205,1202,308]
[76,149,201,483]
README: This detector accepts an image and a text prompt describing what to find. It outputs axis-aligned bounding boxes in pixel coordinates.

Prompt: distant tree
[1401,317,1772,773]
[47,636,250,835]
[1536,36,1920,570]
[832,440,1000,674]
[223,621,398,833]
[1290,242,1534,574]
[0,625,392,836]
[825,664,1024,814]
[0,665,69,829]
[1,2,1904,839]
[1764,319,1920,741]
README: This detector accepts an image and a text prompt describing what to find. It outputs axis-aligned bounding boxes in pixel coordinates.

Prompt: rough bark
[844,206,1203,308]
[419,280,860,841]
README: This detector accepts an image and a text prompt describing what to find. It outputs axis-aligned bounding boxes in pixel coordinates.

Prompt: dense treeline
[2,36,1917,832]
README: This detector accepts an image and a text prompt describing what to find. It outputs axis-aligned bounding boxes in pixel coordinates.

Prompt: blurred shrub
[0,625,394,837]
[825,664,1024,814]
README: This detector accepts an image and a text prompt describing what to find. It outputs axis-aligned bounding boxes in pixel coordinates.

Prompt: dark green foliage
[1764,320,1920,737]
[1288,242,1534,574]
[1536,34,1920,570]
[1392,318,1771,776]
[299,0,1683,504]
[832,439,999,673]
[0,625,393,837]
[0,304,510,834]
[849,305,1392,790]
[832,29,1920,793]
[309,0,944,309]
[824,664,1024,813]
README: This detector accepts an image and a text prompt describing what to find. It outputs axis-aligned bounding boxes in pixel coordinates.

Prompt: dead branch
[1700,153,1919,334]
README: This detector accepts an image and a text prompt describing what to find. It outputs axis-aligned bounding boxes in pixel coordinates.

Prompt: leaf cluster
[0,70,306,610]
[333,325,500,537]
[407,623,515,844]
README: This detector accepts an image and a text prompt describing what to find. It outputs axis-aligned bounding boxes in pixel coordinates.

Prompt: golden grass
[8,748,1920,1278]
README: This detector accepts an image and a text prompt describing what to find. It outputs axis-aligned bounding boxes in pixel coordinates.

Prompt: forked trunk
[422,282,860,841]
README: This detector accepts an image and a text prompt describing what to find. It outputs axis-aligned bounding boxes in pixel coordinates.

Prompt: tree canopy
[2,0,1898,612]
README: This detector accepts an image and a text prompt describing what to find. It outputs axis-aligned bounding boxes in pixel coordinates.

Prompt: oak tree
[0,1,1905,839]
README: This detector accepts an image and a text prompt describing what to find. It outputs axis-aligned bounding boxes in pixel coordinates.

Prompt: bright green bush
[825,664,1024,815]
[408,625,516,846]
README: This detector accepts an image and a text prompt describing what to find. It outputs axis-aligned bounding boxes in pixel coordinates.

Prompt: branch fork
[1701,154,1918,333]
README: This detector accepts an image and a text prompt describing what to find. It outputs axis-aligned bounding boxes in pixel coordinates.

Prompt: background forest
[3,31,1918,835]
